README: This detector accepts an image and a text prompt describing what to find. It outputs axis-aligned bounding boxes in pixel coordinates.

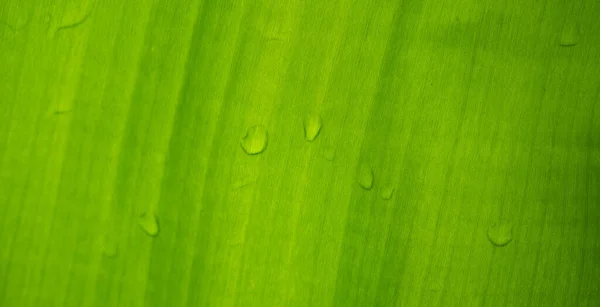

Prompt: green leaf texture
[1,0,599,306]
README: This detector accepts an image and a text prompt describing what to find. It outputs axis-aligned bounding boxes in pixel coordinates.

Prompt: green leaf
[1,0,599,306]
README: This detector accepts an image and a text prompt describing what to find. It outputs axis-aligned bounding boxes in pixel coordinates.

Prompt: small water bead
[323,146,336,161]
[138,212,160,237]
[430,281,443,293]
[380,185,395,200]
[240,125,268,155]
[357,163,374,190]
[101,235,117,258]
[303,114,322,142]
[487,221,513,247]
[559,22,579,47]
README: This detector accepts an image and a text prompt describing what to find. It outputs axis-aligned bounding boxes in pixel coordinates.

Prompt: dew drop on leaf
[138,212,159,237]
[487,221,513,247]
[357,163,374,190]
[380,185,395,200]
[240,125,268,155]
[323,146,336,161]
[101,235,117,258]
[303,114,322,142]
[559,21,579,47]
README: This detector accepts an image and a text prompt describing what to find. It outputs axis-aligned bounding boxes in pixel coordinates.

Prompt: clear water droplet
[357,163,374,190]
[138,212,159,237]
[323,146,336,161]
[487,221,512,247]
[430,281,443,292]
[380,185,395,200]
[303,114,322,142]
[101,235,117,258]
[240,125,268,155]
[559,22,579,47]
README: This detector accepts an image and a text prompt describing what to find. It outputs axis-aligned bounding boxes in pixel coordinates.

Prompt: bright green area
[1,0,599,306]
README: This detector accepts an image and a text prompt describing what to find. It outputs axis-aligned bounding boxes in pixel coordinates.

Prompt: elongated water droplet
[240,125,268,155]
[138,212,159,237]
[559,22,579,47]
[304,114,322,142]
[487,221,512,247]
[323,146,336,161]
[380,185,395,200]
[357,163,374,190]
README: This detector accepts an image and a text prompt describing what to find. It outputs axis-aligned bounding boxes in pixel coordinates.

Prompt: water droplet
[101,235,117,258]
[53,0,95,33]
[240,125,268,155]
[357,163,374,190]
[303,114,322,142]
[559,22,579,47]
[487,221,512,247]
[380,185,395,200]
[323,146,336,161]
[138,212,159,237]
[430,281,443,292]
